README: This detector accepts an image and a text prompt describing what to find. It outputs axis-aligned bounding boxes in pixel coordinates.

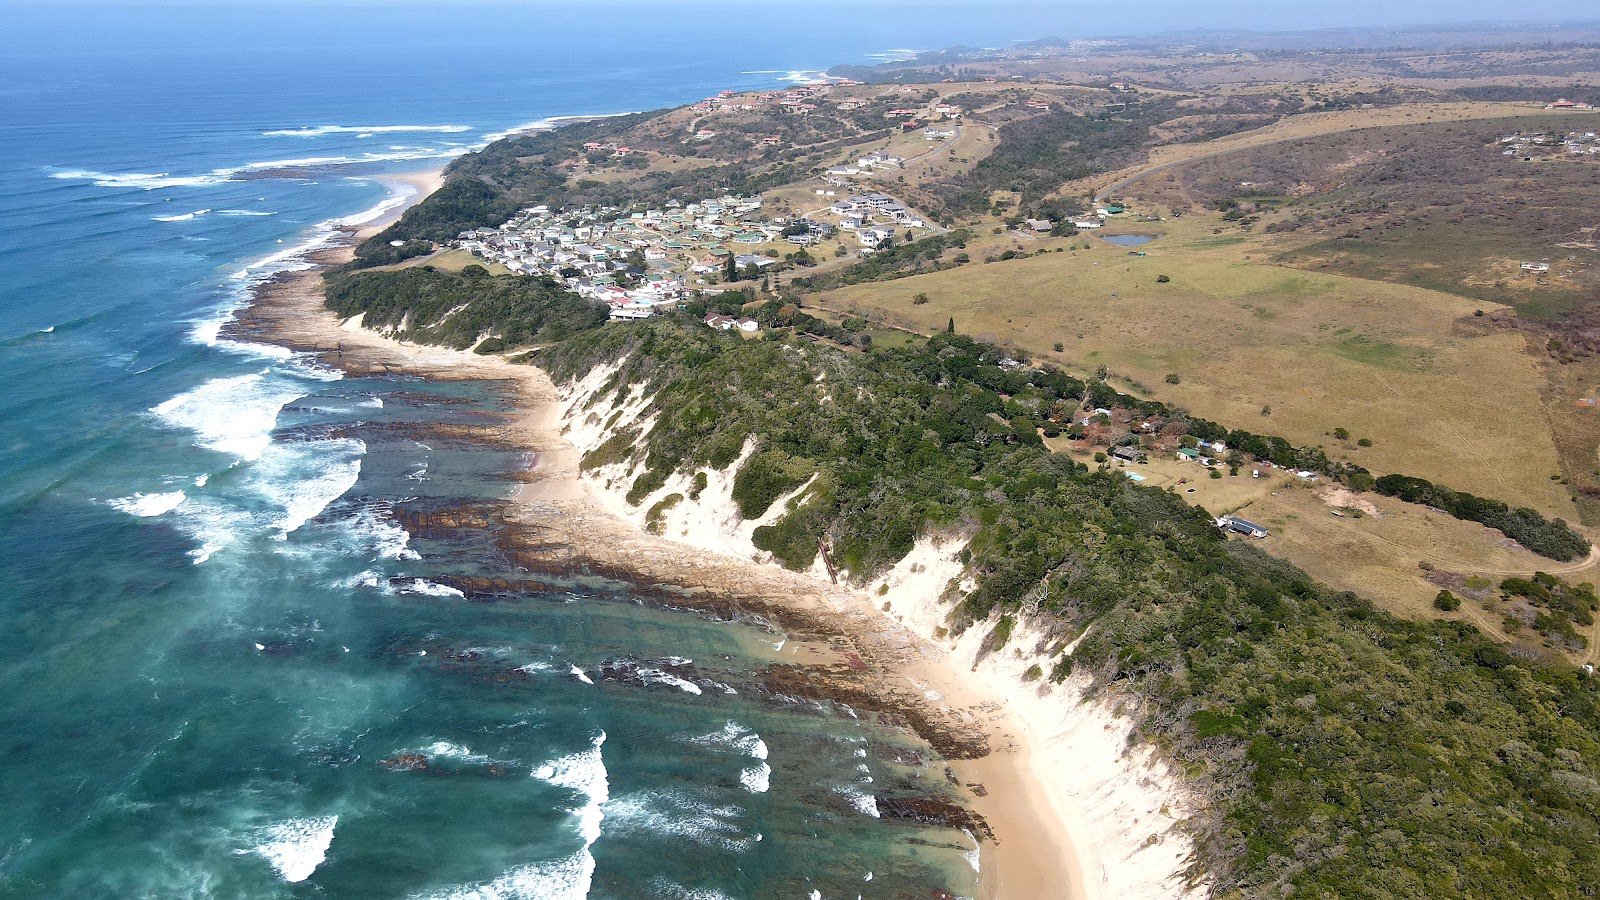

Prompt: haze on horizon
[8,0,1600,50]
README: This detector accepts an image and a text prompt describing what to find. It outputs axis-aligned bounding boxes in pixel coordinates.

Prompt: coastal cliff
[554,355,1207,900]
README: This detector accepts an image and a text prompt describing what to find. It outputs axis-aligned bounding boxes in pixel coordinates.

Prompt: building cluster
[690,82,853,117]
[1545,98,1597,110]
[1498,130,1600,157]
[456,193,784,318]
[827,193,928,248]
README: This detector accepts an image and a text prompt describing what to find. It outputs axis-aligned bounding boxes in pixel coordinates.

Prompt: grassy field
[1051,440,1600,658]
[816,215,1576,519]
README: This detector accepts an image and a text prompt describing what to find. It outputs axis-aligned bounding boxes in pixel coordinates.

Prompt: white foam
[739,762,771,794]
[479,732,607,900]
[834,786,879,818]
[403,579,465,599]
[109,490,187,517]
[569,665,594,685]
[480,112,635,143]
[603,791,753,852]
[150,373,306,461]
[50,168,233,189]
[962,829,981,874]
[636,667,701,695]
[345,503,420,561]
[417,742,494,765]
[242,815,337,883]
[263,124,473,137]
[417,853,593,900]
[216,209,278,216]
[254,438,364,537]
[152,209,210,222]
[49,145,458,191]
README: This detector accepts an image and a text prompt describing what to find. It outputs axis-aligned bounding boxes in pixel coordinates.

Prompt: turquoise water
[0,3,1088,895]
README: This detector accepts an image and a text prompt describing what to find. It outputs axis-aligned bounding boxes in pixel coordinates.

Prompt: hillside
[523,317,1600,899]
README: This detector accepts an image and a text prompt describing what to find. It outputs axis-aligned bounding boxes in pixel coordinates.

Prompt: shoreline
[229,165,1173,900]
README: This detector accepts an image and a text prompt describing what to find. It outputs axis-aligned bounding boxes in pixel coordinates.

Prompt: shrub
[1434,590,1461,611]
[1156,274,1171,283]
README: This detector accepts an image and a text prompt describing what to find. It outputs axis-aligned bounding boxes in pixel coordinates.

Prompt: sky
[5,0,1599,37]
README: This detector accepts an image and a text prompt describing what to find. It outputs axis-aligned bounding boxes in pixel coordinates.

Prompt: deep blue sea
[0,3,1126,897]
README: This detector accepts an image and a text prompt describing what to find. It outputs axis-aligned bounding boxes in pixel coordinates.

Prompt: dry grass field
[1050,441,1600,658]
[817,215,1576,519]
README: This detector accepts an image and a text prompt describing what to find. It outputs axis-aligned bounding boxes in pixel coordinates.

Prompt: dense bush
[324,268,608,350]
[1375,474,1590,561]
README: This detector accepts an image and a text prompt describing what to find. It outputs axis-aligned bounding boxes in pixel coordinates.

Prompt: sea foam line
[263,124,473,137]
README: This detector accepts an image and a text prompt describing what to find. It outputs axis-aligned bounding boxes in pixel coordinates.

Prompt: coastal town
[452,185,942,319]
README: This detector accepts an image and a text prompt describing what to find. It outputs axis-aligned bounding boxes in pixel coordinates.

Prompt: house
[609,306,655,321]
[1522,261,1551,272]
[1111,446,1143,463]
[704,314,737,330]
[924,128,956,140]
[1072,219,1103,229]
[1176,448,1200,462]
[858,226,895,246]
[1025,218,1053,233]
[1219,516,1269,538]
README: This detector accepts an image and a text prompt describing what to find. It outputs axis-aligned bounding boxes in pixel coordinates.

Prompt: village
[1496,126,1600,158]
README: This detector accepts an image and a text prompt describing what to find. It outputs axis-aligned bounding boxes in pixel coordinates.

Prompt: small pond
[1099,233,1156,246]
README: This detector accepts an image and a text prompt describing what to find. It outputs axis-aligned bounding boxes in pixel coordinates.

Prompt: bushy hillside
[535,319,1600,897]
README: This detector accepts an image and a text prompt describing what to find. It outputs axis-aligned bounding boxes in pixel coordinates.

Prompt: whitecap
[343,503,419,561]
[739,762,770,794]
[262,124,472,137]
[216,209,278,216]
[416,852,592,900]
[152,209,210,222]
[108,490,186,517]
[480,112,635,143]
[603,790,753,852]
[962,828,981,874]
[569,665,594,685]
[834,786,879,818]
[415,742,494,765]
[253,438,364,537]
[636,667,701,695]
[399,579,463,599]
[240,815,337,883]
[50,168,233,189]
[510,732,606,899]
[149,372,305,461]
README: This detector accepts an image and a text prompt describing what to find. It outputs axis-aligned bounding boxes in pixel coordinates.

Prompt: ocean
[0,3,1112,897]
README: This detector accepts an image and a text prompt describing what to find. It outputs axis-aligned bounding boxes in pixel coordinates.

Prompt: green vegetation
[535,318,1600,897]
[1498,572,1598,650]
[791,230,972,291]
[323,268,607,351]
[1374,474,1590,562]
[920,104,1176,218]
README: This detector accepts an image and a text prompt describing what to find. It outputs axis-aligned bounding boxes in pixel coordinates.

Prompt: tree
[1434,590,1461,611]
[1333,427,1350,440]
[723,254,737,282]
[946,317,955,333]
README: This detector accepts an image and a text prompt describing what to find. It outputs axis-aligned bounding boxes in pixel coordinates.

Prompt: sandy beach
[227,169,1186,900]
